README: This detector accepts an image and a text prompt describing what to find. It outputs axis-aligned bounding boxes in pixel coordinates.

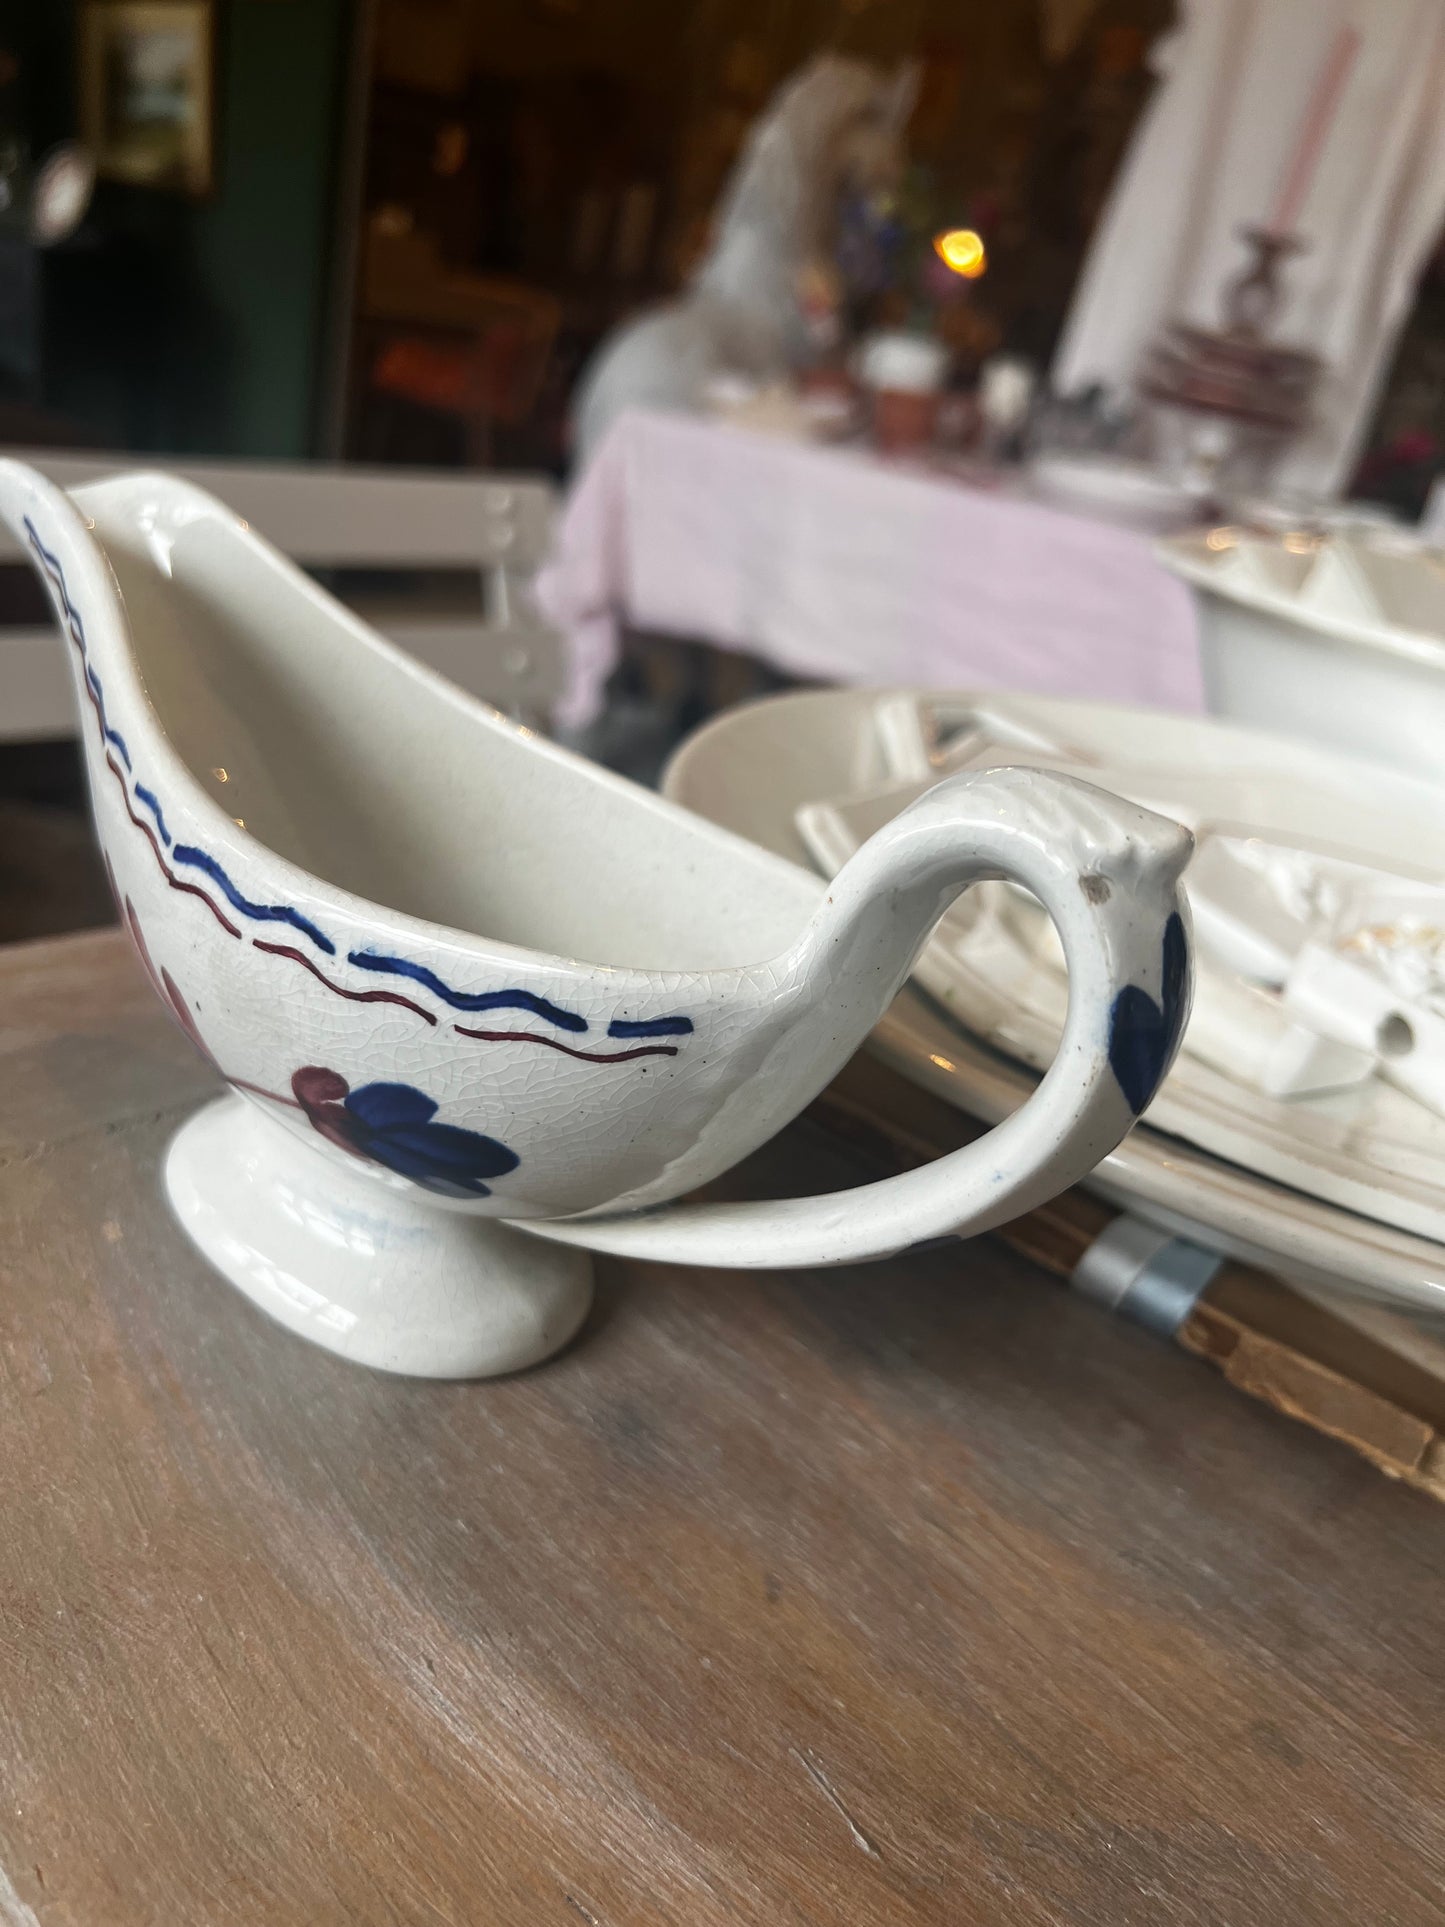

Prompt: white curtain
[1051,0,1445,497]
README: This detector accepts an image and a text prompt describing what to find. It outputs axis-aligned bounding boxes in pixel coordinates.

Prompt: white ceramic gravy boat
[2,461,1193,1376]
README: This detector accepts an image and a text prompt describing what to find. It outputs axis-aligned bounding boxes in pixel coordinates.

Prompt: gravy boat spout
[1,458,1193,1377]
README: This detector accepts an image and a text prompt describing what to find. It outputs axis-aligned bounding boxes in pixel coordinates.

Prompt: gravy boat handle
[533,766,1195,1270]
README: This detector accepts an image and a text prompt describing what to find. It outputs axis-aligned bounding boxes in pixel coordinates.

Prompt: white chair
[0,452,563,741]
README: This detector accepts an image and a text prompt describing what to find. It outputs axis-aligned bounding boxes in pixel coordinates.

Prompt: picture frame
[78,1,217,199]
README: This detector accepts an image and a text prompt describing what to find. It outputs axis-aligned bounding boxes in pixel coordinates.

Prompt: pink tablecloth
[536,410,1204,730]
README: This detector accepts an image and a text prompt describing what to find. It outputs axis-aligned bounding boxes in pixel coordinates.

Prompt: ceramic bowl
[1159,523,1445,781]
[2,460,1193,1377]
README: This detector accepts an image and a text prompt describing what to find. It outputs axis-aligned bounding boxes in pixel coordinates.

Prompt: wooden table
[4,929,1444,1926]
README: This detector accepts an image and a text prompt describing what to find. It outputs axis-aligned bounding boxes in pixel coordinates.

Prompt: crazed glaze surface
[2,459,1193,1373]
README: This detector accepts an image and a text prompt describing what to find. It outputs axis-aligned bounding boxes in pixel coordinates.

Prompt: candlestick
[1268,23,1361,238]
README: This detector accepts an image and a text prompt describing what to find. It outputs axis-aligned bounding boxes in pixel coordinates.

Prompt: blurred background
[0,0,1169,468]
[4,0,1445,939]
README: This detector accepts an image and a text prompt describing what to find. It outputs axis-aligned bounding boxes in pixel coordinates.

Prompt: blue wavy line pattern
[347,951,589,1030]
[26,513,695,1045]
[30,524,134,773]
[83,666,133,771]
[173,843,337,956]
[133,783,171,847]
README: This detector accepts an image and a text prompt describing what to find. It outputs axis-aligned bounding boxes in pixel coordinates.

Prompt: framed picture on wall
[78,1,217,198]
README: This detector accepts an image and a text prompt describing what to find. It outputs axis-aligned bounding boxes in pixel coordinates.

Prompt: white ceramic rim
[663,688,1445,1313]
[1158,531,1445,675]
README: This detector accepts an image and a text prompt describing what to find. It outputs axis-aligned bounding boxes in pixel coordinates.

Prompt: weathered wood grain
[1,930,1443,1926]
[816,1053,1445,1492]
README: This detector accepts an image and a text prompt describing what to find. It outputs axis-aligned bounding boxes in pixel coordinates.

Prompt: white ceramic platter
[795,759,1445,1247]
[664,688,1445,1312]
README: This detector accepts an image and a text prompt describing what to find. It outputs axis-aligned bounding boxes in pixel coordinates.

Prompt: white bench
[0,452,563,741]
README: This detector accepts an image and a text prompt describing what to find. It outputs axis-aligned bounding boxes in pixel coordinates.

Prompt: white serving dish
[4,464,1193,1377]
[1159,524,1445,782]
[664,687,1445,1313]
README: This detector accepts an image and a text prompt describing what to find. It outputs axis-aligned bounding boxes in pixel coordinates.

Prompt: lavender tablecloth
[537,411,1204,730]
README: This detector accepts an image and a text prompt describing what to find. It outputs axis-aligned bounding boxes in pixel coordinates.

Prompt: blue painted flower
[1107,912,1189,1114]
[292,1067,519,1198]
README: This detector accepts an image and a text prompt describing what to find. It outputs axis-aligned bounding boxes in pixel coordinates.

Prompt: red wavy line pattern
[455,1025,679,1063]
[104,753,242,936]
[253,940,438,1025]
[77,574,671,1067]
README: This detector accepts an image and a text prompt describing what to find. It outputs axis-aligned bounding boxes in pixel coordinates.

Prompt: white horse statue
[571,54,916,465]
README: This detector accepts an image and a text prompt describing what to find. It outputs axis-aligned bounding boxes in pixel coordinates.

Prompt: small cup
[858,331,950,456]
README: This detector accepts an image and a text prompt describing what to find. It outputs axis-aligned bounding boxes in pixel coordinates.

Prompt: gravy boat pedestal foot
[2,458,1194,1379]
[166,1094,593,1377]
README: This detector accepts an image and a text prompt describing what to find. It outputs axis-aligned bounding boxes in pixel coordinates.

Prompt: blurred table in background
[538,410,1205,730]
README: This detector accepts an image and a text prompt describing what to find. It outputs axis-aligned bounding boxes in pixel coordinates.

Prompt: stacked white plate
[663,688,1445,1314]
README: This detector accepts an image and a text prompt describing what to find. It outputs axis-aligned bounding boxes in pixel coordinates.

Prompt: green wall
[9,0,350,457]
[187,0,350,455]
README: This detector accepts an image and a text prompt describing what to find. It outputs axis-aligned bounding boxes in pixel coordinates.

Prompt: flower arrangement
[837,165,987,339]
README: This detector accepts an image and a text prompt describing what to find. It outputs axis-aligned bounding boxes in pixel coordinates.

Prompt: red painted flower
[122,895,217,1067]
[116,893,520,1200]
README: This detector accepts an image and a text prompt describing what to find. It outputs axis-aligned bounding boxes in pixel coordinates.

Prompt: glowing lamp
[933,229,986,279]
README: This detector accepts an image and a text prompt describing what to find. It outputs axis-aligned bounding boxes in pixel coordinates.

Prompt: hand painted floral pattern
[120,891,523,1199]
[291,1066,520,1198]
[120,887,218,1068]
